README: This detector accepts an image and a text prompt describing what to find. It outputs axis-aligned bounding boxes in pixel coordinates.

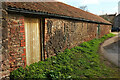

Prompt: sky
[56,0,119,15]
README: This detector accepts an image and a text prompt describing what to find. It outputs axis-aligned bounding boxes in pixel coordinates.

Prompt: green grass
[10,33,116,79]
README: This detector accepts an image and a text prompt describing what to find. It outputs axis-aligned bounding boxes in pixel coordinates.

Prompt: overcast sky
[56,0,119,15]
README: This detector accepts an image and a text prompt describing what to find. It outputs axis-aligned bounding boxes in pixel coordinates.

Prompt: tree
[79,5,88,11]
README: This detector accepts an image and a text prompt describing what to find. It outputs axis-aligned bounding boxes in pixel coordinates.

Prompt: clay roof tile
[5,2,111,24]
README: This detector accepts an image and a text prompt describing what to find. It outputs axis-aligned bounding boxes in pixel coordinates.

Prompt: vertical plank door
[25,18,41,65]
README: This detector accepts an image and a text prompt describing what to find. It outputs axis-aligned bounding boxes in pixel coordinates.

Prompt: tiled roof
[6,2,111,24]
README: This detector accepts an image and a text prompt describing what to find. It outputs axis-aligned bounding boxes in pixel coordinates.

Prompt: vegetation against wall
[10,33,116,79]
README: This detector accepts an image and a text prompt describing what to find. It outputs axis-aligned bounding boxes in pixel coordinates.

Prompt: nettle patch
[10,33,116,79]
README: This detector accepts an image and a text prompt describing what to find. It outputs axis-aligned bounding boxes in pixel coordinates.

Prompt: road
[100,33,120,67]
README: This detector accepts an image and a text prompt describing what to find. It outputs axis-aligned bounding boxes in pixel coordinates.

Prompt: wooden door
[25,18,41,65]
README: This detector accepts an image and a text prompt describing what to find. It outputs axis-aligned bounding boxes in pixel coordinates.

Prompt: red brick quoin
[19,18,26,67]
[8,16,26,71]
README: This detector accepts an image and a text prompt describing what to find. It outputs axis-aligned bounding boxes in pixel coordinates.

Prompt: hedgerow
[10,33,116,79]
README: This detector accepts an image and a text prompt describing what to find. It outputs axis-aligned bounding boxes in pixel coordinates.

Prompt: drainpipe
[40,18,45,61]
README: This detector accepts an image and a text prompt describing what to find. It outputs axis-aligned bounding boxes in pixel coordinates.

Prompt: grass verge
[10,33,117,79]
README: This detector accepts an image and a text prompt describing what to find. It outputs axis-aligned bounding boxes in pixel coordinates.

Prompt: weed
[10,33,116,79]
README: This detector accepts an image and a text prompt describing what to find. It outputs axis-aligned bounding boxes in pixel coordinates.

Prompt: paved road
[100,33,120,67]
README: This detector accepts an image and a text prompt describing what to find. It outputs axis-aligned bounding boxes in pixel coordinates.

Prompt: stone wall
[99,24,111,38]
[44,18,110,58]
[0,2,10,79]
[44,18,111,58]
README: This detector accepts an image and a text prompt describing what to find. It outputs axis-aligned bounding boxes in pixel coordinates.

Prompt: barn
[0,2,111,78]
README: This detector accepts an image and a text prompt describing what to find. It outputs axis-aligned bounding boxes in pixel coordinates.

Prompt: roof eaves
[7,6,111,25]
